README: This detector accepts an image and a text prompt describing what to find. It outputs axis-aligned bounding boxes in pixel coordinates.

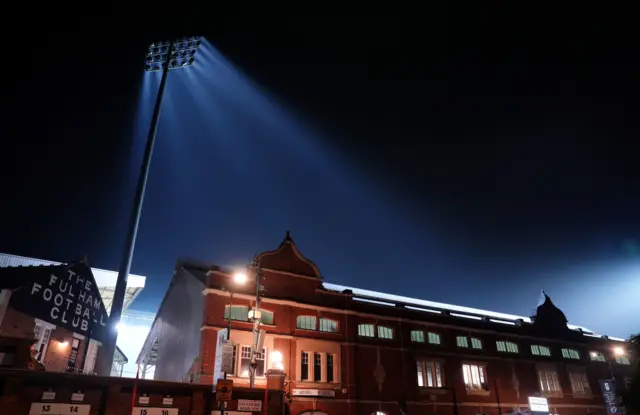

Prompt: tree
[620,334,640,415]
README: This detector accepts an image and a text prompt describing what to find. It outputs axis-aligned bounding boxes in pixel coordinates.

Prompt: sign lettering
[237,399,262,412]
[8,263,109,342]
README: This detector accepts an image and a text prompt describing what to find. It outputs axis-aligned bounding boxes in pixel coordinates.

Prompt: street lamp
[97,36,203,376]
[607,346,626,384]
[235,257,266,388]
[221,270,250,379]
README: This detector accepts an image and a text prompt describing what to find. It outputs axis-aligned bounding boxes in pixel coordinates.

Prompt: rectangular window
[230,345,237,375]
[411,330,425,343]
[319,318,338,333]
[327,354,334,382]
[615,356,631,365]
[224,305,249,321]
[239,346,266,378]
[301,351,309,381]
[531,345,551,356]
[590,352,606,362]
[470,338,482,349]
[260,310,274,325]
[296,316,317,330]
[456,336,469,348]
[538,367,562,393]
[561,348,580,360]
[462,364,488,391]
[416,359,444,388]
[569,370,592,397]
[377,326,393,339]
[313,353,322,382]
[428,332,441,345]
[358,324,375,337]
[497,341,519,353]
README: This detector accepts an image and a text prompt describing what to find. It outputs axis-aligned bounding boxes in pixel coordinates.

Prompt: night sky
[2,17,638,338]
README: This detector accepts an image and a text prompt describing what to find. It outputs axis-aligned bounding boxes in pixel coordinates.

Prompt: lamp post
[609,346,626,384]
[222,271,249,379]
[97,36,203,376]
[239,257,265,388]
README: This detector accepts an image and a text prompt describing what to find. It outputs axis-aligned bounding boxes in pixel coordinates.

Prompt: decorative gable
[256,231,322,279]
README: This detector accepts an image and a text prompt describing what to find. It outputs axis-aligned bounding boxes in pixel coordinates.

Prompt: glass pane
[260,310,274,325]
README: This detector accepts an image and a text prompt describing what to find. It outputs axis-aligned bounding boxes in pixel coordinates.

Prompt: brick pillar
[191,389,205,415]
[199,328,219,385]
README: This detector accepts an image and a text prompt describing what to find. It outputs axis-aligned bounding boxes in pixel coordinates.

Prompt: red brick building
[139,232,635,415]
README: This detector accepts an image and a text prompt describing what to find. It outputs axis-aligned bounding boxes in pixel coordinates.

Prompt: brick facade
[148,232,635,415]
[0,307,90,373]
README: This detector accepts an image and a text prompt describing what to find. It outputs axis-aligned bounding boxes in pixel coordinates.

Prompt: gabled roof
[0,252,146,314]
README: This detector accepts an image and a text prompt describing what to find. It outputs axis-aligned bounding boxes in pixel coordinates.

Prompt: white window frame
[416,359,445,388]
[531,345,551,356]
[410,330,425,343]
[568,368,592,397]
[470,337,482,349]
[298,350,338,383]
[357,324,375,337]
[428,332,441,345]
[462,362,489,394]
[33,318,55,364]
[377,326,393,339]
[456,336,469,348]
[615,355,631,365]
[561,348,580,360]
[238,345,267,378]
[590,351,606,362]
[300,351,310,381]
[296,315,317,331]
[224,305,249,321]
[318,318,338,333]
[497,341,519,354]
[537,364,563,397]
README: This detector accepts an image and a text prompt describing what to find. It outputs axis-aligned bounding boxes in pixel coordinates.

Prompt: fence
[0,368,284,415]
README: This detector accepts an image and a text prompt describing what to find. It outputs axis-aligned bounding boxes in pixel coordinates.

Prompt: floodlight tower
[96,37,203,377]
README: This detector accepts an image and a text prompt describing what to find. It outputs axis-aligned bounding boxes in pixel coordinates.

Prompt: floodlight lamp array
[145,36,202,72]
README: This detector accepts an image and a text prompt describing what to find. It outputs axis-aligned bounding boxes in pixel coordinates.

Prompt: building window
[456,336,469,348]
[318,318,338,333]
[615,355,631,365]
[358,324,375,337]
[471,338,482,349]
[313,353,322,381]
[561,348,580,360]
[462,363,488,392]
[260,310,274,325]
[225,305,249,321]
[296,316,317,330]
[569,369,592,397]
[300,351,309,380]
[327,354,334,382]
[411,330,425,343]
[378,326,394,339]
[416,359,444,388]
[538,366,562,394]
[239,346,266,378]
[531,345,551,356]
[428,332,441,345]
[496,341,519,353]
[590,352,606,362]
[229,345,238,375]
